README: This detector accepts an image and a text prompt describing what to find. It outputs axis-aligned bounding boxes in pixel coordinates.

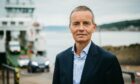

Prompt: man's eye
[73,22,79,26]
[83,22,90,25]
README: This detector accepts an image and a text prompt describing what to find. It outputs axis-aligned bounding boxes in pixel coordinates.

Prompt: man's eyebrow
[83,21,90,22]
[72,21,79,23]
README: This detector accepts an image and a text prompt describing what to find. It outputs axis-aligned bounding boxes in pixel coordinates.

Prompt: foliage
[98,19,140,31]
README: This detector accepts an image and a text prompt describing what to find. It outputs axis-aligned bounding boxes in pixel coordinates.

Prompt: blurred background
[0,0,140,84]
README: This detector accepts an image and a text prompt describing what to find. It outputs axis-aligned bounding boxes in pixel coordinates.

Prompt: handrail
[2,64,20,84]
[122,70,135,84]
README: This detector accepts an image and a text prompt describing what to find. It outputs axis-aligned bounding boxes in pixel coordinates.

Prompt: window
[19,21,24,25]
[11,21,15,25]
[2,21,7,26]
[0,31,4,39]
[22,8,28,13]
[29,8,34,13]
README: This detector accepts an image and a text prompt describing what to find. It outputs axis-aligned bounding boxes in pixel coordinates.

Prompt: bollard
[14,68,20,84]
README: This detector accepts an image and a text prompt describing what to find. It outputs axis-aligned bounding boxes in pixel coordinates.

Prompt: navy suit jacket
[53,42,124,84]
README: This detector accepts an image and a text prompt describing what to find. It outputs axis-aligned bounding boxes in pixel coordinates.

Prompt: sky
[0,0,140,26]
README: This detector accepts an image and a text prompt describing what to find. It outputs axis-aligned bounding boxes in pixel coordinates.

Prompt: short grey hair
[69,5,95,25]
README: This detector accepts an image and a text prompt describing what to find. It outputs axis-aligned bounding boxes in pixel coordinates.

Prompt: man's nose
[79,25,84,30]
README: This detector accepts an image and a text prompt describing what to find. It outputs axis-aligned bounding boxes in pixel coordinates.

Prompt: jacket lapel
[80,42,99,84]
[65,48,74,84]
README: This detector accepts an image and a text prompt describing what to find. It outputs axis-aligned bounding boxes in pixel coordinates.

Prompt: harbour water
[43,27,140,65]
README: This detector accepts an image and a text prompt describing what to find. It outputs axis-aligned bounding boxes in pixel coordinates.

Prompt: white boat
[0,0,43,66]
[0,0,43,51]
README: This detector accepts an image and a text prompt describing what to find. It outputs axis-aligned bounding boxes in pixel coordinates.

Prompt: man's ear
[92,24,96,32]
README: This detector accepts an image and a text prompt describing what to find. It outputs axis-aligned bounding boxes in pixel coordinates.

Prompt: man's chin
[76,40,87,43]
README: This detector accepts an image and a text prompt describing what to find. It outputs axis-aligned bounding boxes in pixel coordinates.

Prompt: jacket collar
[67,41,99,84]
[80,42,99,84]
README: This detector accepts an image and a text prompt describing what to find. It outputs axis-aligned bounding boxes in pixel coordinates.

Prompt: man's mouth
[77,34,87,37]
[77,34,86,35]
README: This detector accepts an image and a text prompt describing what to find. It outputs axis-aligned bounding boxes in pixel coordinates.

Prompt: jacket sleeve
[52,56,60,84]
[105,56,124,84]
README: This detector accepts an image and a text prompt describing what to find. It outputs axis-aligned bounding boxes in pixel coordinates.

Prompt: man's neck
[75,41,90,56]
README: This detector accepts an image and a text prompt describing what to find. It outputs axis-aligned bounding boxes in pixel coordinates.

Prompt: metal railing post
[6,69,9,84]
[122,70,136,84]
[2,66,5,84]
[131,73,135,84]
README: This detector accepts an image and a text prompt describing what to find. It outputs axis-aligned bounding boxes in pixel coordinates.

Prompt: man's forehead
[71,11,93,21]
[71,11,93,17]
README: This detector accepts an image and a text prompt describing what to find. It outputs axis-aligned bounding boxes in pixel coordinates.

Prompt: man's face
[70,11,96,43]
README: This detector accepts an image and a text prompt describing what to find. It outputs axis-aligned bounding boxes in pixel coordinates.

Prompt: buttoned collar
[72,41,91,56]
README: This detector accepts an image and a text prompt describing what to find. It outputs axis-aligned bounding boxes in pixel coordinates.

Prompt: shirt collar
[72,41,91,55]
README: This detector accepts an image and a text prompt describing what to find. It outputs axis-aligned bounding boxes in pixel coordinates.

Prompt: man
[53,5,124,84]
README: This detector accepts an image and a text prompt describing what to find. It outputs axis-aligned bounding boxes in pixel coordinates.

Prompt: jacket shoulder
[56,47,72,58]
[95,45,120,69]
[96,45,116,60]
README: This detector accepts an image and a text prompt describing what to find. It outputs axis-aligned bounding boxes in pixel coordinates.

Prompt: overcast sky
[0,0,140,26]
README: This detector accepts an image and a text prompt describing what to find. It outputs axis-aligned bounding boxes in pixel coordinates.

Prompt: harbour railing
[123,70,136,84]
[1,64,20,84]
